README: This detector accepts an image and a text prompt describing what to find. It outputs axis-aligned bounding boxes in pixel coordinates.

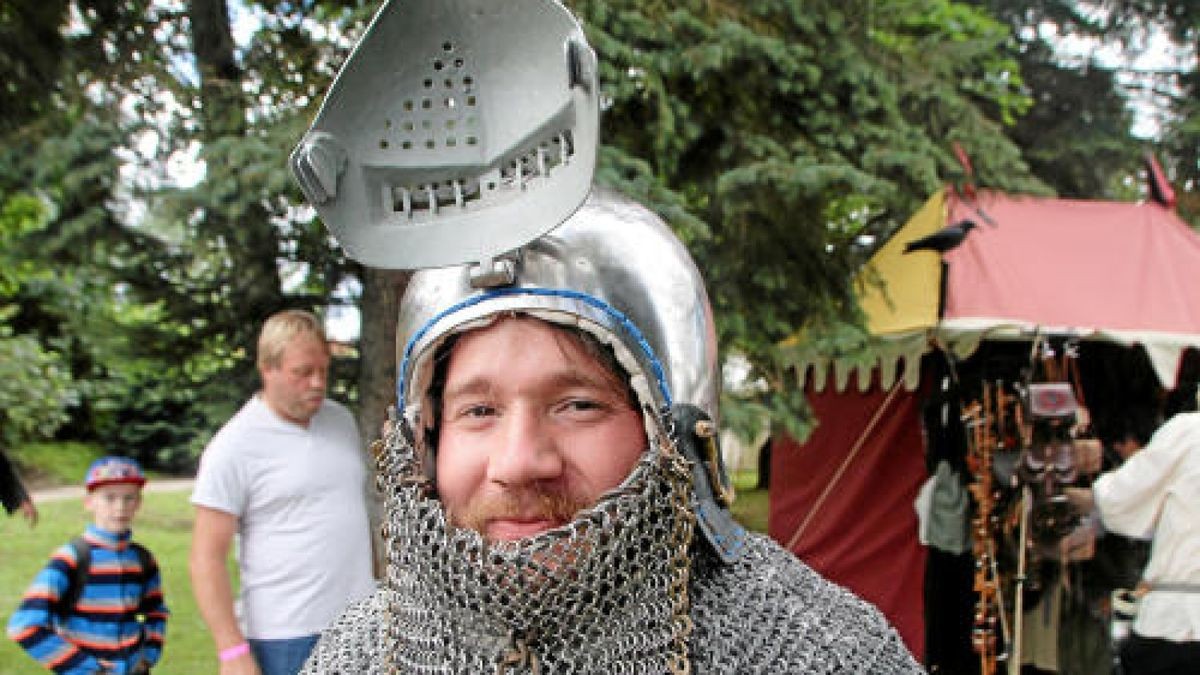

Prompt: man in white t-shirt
[190,310,376,675]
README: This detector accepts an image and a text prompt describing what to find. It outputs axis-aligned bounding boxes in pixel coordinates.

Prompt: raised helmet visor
[290,0,599,270]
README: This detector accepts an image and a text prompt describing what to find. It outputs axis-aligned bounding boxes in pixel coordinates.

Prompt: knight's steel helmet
[291,0,745,562]
[396,187,716,433]
[395,188,745,562]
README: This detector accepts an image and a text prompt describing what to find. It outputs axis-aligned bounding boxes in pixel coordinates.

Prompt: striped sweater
[7,524,169,674]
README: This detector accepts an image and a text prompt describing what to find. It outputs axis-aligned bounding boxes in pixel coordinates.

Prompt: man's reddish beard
[449,488,590,539]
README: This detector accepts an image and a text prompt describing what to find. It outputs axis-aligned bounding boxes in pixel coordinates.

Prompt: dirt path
[32,477,195,502]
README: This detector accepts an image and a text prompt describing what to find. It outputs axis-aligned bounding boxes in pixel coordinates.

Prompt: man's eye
[558,398,606,414]
[461,404,496,419]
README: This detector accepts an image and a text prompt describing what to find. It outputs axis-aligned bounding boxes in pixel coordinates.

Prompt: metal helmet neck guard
[290,0,598,269]
[396,188,746,562]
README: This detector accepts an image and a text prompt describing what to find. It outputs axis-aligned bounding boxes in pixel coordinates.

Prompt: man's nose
[309,369,328,389]
[486,406,562,487]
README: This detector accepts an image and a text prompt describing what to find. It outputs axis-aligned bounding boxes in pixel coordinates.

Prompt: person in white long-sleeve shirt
[1068,408,1200,674]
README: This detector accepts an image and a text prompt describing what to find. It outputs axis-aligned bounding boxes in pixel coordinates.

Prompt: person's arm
[1064,486,1095,514]
[0,449,35,526]
[190,506,261,675]
[1090,414,1194,538]
[6,546,106,674]
[18,497,38,526]
[0,448,21,510]
[136,551,169,668]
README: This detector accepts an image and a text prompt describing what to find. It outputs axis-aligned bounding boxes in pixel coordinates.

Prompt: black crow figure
[903,219,977,254]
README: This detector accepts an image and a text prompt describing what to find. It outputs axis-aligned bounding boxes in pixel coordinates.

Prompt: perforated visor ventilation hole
[382,129,576,217]
[388,46,474,153]
[387,178,482,217]
[498,130,576,187]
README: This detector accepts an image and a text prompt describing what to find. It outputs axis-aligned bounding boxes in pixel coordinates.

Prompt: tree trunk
[188,0,284,395]
[356,266,409,578]
[356,267,411,445]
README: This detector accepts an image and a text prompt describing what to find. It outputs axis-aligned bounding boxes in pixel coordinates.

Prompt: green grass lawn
[1,490,217,674]
[730,469,769,534]
[1,469,771,673]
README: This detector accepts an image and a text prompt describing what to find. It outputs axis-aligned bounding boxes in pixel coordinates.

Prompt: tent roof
[942,189,1200,336]
[805,187,1200,391]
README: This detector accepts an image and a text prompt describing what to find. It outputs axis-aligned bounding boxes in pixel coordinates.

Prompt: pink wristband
[218,642,250,662]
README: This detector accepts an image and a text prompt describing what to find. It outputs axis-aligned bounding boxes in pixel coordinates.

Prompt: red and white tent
[769,186,1200,661]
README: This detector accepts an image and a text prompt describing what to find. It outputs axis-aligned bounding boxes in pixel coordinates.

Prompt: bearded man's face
[434,316,646,541]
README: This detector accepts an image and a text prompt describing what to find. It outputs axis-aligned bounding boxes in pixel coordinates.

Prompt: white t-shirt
[1094,411,1200,641]
[191,395,376,639]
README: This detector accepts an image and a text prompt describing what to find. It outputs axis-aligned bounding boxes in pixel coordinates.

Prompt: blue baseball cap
[84,456,147,491]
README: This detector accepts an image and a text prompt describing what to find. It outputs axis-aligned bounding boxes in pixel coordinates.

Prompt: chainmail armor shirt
[304,534,922,673]
[301,421,924,674]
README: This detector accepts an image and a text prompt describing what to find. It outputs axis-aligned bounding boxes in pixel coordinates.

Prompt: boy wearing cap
[7,456,169,674]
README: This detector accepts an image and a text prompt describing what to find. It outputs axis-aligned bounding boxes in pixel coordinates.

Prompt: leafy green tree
[4,0,1195,464]
[1127,1,1200,226]
[566,0,1043,439]
[0,328,77,447]
[0,195,77,448]
[0,1,314,464]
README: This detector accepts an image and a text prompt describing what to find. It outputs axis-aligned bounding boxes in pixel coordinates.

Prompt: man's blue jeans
[249,634,321,675]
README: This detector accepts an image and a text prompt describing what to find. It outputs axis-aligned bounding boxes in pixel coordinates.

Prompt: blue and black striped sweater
[7,524,169,674]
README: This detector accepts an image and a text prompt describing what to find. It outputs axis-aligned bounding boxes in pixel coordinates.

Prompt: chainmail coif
[302,422,924,674]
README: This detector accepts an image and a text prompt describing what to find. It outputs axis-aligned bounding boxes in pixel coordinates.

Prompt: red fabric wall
[768,376,928,660]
